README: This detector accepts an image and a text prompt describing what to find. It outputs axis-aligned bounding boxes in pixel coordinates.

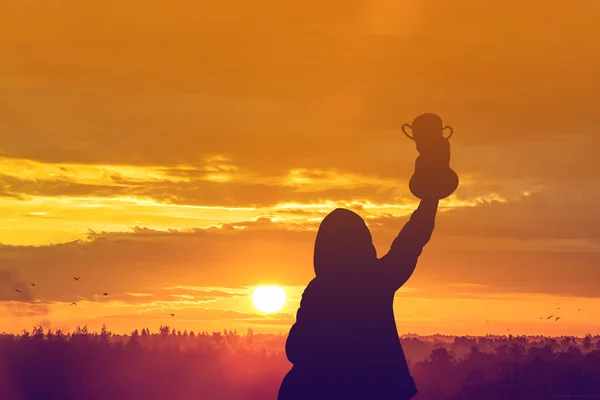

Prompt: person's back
[279,202,438,400]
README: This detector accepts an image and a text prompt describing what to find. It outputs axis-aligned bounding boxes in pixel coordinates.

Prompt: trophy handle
[442,125,454,139]
[401,124,415,140]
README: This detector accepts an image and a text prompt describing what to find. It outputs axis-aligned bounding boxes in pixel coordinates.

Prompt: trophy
[402,113,459,200]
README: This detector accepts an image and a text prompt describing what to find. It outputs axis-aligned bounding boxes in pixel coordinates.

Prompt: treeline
[2,326,600,399]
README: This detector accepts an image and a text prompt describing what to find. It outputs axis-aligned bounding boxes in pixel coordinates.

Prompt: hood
[313,208,377,280]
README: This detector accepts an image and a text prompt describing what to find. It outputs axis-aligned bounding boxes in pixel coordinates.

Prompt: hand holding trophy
[402,113,459,200]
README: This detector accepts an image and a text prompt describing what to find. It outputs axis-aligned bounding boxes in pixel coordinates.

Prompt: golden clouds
[0,156,191,185]
[282,168,398,191]
[1,154,523,245]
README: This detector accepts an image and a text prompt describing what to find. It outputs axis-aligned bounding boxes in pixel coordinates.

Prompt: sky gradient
[1,0,600,336]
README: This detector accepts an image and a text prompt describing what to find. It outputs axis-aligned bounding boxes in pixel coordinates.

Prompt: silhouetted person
[278,198,439,400]
[279,113,456,400]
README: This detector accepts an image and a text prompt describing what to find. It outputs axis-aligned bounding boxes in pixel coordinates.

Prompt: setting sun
[252,286,287,313]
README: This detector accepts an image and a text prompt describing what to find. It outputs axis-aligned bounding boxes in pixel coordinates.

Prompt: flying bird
[73,277,80,281]
[557,308,560,310]
[71,302,77,306]
[102,293,108,296]
[170,314,175,317]
[578,309,581,311]
[547,315,554,320]
[30,283,35,287]
[14,289,22,293]
[556,317,561,321]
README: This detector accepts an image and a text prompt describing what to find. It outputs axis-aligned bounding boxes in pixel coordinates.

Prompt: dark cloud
[1,191,600,304]
[1,0,599,180]
[363,192,600,298]
[4,302,51,318]
[370,190,600,242]
[0,221,316,304]
[0,269,35,301]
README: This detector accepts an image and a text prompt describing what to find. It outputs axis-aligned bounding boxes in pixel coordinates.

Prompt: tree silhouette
[3,328,600,400]
[583,335,592,351]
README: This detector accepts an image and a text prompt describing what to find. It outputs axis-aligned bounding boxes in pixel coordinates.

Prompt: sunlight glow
[252,286,287,313]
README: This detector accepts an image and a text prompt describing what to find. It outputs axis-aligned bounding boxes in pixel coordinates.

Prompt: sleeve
[285,282,349,366]
[285,283,323,366]
[285,307,335,366]
[377,199,439,290]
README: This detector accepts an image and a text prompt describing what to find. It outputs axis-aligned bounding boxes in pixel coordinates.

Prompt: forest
[2,326,600,400]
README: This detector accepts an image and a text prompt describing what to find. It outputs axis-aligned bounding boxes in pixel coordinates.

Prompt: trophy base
[409,169,459,200]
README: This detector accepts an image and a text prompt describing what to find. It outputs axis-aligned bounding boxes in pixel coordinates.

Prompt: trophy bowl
[402,113,459,200]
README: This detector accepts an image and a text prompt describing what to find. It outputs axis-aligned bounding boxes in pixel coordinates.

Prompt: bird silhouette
[30,283,35,287]
[547,315,554,319]
[102,293,108,296]
[73,277,80,281]
[556,317,561,321]
[170,314,175,317]
[557,308,560,310]
[486,320,489,323]
[578,309,581,311]
[71,302,77,306]
[14,289,22,293]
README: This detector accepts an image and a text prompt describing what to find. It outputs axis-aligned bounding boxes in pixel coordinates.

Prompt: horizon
[6,325,600,341]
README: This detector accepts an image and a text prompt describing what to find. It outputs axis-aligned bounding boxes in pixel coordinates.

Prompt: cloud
[0,269,35,301]
[1,1,599,180]
[99,308,263,321]
[0,159,416,208]
[163,287,248,299]
[4,301,51,318]
[0,189,599,306]
[0,223,316,301]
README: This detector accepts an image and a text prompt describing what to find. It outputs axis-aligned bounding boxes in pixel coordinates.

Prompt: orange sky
[1,0,600,337]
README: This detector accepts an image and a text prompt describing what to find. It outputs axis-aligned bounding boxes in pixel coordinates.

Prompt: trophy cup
[402,113,459,200]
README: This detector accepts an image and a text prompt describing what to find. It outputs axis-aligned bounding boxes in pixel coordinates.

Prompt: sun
[252,286,287,313]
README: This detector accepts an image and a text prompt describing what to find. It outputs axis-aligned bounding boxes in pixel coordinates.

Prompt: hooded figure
[278,199,438,400]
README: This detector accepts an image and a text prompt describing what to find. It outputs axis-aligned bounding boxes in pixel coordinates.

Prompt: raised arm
[378,198,439,290]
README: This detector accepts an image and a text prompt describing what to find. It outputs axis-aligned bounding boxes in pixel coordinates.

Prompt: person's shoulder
[299,278,320,303]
